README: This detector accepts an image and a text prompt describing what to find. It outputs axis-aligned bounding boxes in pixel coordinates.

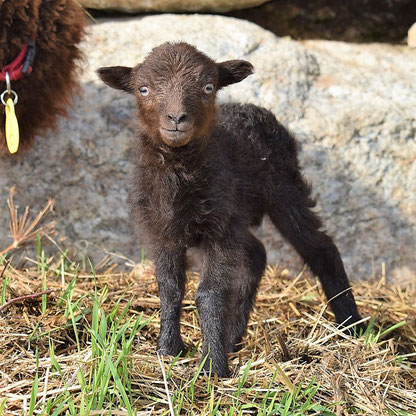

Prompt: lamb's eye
[139,86,149,96]
[203,83,214,94]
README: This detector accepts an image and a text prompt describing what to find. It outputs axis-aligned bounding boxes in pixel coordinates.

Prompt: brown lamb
[0,0,86,154]
[98,42,365,377]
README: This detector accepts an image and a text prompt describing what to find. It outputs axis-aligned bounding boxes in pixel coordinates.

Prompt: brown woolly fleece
[0,0,86,154]
[98,42,365,377]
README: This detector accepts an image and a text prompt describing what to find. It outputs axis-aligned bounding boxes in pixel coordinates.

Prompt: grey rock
[1,15,415,280]
[408,22,416,48]
[79,0,269,13]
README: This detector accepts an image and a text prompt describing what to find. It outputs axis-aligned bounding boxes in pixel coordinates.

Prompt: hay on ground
[0,254,415,415]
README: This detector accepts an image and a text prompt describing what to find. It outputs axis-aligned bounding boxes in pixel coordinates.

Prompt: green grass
[0,254,9,306]
[32,286,148,415]
[363,310,407,345]
[1,273,10,305]
[1,243,414,415]
[16,267,337,416]
[0,399,6,415]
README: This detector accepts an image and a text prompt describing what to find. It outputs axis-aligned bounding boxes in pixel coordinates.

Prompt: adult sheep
[98,42,365,377]
[0,0,85,154]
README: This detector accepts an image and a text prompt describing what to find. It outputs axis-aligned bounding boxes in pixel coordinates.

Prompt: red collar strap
[0,37,36,82]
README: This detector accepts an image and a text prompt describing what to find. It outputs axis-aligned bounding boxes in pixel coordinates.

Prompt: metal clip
[1,71,18,105]
[6,71,11,93]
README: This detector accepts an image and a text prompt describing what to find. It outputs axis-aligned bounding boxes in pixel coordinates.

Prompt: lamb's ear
[96,66,134,93]
[217,60,254,89]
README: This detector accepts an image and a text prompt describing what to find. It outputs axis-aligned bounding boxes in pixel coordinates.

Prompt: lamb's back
[215,103,298,178]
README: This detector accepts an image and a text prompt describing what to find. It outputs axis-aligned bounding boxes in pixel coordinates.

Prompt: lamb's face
[131,43,218,147]
[97,42,254,148]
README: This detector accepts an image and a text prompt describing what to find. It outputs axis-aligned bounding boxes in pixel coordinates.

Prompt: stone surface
[1,15,415,280]
[408,22,416,48]
[80,0,269,13]
[229,0,415,44]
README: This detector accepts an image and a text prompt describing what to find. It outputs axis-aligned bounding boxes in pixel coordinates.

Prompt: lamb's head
[97,42,254,147]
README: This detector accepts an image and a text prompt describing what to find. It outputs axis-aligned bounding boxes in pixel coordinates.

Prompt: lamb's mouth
[160,127,193,147]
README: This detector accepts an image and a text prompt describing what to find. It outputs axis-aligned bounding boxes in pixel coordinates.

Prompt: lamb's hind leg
[268,178,365,333]
[154,248,187,356]
[227,233,266,353]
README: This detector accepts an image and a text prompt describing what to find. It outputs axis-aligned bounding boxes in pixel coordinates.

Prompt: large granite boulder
[0,15,415,280]
[408,22,416,47]
[79,0,269,13]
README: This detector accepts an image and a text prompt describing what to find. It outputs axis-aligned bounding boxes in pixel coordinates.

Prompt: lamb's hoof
[157,338,188,357]
[337,315,367,337]
[202,359,230,378]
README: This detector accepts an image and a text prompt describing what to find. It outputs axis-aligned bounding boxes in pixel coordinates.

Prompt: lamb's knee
[196,282,227,313]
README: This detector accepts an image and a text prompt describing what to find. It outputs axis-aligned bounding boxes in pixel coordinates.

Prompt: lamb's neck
[137,132,211,174]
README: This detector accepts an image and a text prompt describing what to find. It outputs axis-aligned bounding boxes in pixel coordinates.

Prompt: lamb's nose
[168,113,188,125]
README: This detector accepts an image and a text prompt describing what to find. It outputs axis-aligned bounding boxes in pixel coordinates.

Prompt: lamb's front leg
[154,249,187,357]
[196,244,237,377]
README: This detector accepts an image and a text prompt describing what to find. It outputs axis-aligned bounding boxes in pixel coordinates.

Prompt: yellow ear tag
[5,97,19,154]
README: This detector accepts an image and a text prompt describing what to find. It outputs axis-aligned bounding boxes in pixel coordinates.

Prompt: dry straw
[0,187,56,257]
[0,189,415,415]
[0,259,414,415]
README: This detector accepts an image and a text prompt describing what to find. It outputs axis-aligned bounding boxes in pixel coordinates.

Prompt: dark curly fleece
[0,0,86,154]
[98,42,365,377]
